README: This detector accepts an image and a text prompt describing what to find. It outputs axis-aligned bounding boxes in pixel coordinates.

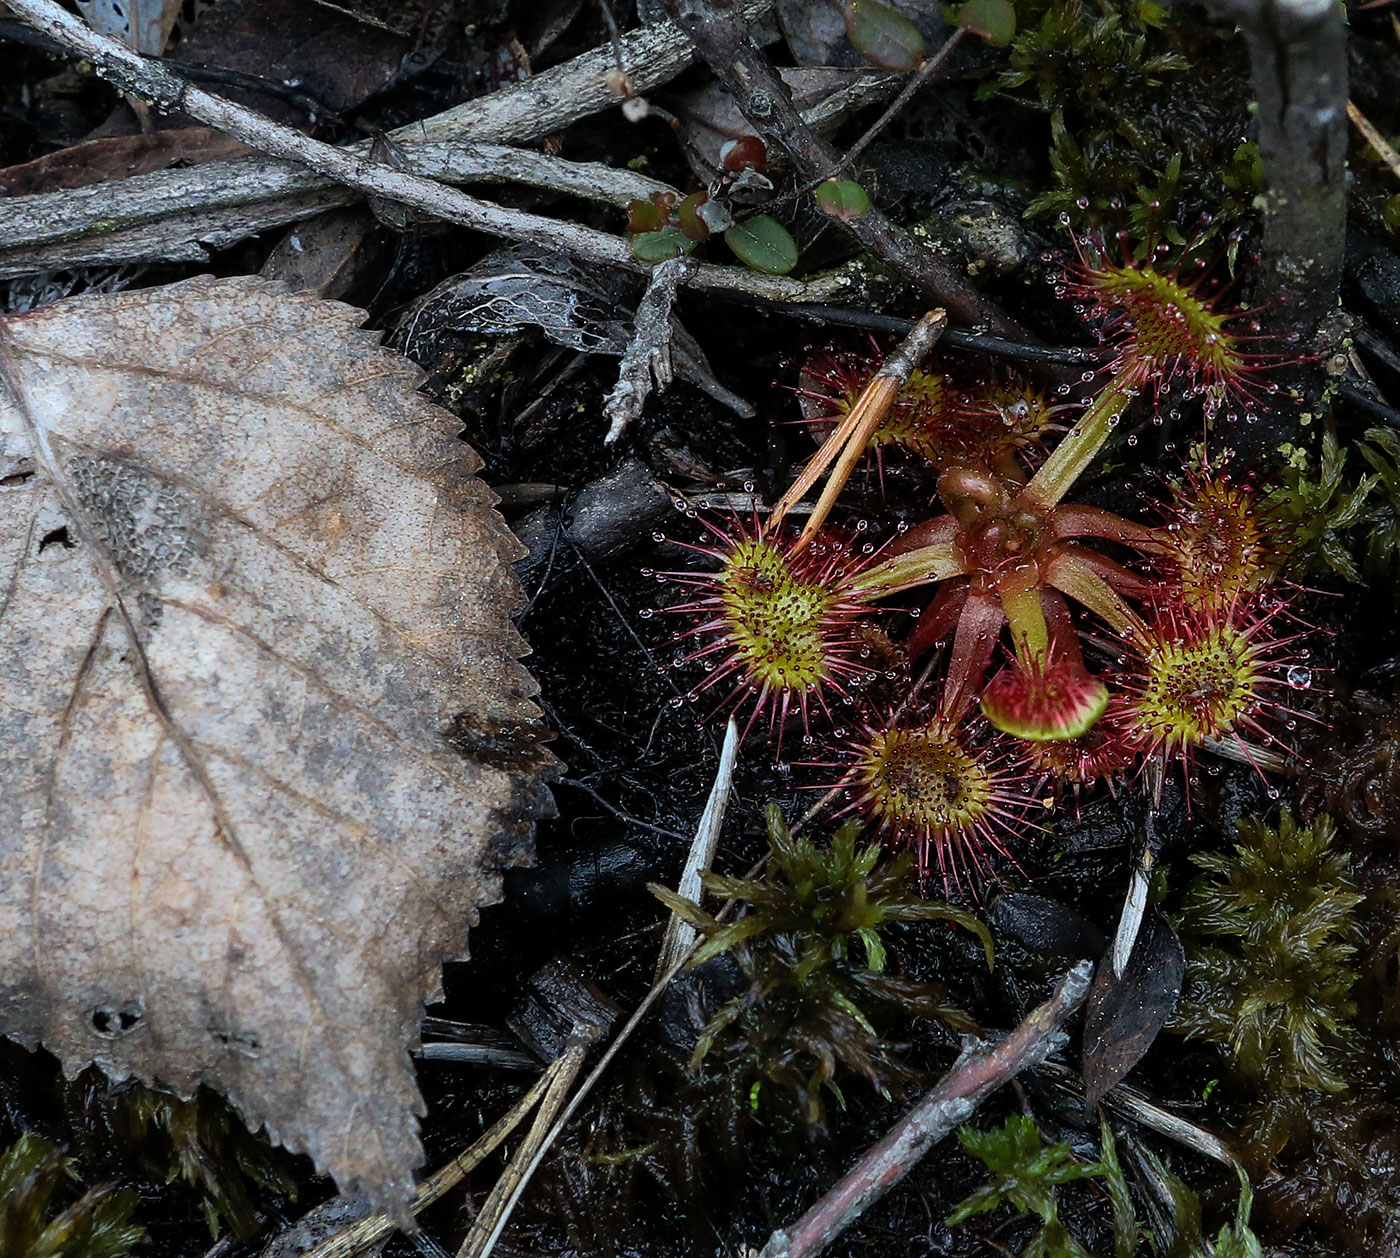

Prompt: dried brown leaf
[0,276,554,1213]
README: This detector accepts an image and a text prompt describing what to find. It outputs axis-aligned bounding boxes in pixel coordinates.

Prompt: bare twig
[654,716,741,980]
[0,0,867,308]
[656,0,1022,336]
[839,29,968,173]
[1035,1061,1238,1168]
[717,300,1094,366]
[0,0,775,274]
[668,321,759,417]
[294,1067,558,1258]
[1348,99,1400,182]
[1111,758,1163,978]
[755,960,1094,1258]
[455,1027,602,1258]
[605,256,692,445]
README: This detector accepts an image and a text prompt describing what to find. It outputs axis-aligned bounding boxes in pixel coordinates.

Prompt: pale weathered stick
[604,256,692,445]
[756,960,1095,1258]
[455,1030,598,1258]
[1,0,898,277]
[294,1064,559,1258]
[0,0,845,305]
[654,715,741,980]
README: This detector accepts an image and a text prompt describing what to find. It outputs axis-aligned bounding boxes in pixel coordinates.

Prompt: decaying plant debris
[2,0,1400,1255]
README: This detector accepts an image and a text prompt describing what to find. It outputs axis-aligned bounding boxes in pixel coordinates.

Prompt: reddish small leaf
[815,179,872,221]
[677,191,713,242]
[719,135,768,174]
[625,197,667,235]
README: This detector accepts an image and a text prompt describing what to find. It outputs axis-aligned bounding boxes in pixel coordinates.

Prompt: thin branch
[656,0,1022,337]
[713,298,1092,366]
[456,1029,601,1258]
[756,960,1094,1258]
[605,256,692,445]
[0,0,859,308]
[0,0,776,274]
[294,1067,559,1258]
[839,28,967,172]
[654,716,741,980]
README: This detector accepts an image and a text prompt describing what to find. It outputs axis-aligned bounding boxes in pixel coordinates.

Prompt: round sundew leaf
[815,179,872,222]
[953,0,1015,45]
[842,0,926,71]
[725,215,799,276]
[631,226,697,263]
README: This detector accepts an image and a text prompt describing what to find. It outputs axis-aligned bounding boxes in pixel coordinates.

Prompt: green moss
[947,1114,1101,1257]
[1266,427,1400,585]
[102,1084,297,1240]
[946,1116,1263,1258]
[1173,811,1363,1157]
[979,0,1257,253]
[0,1133,143,1258]
[651,804,992,1126]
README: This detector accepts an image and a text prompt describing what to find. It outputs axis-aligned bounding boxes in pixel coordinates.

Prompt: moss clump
[1173,810,1363,1158]
[104,1085,298,1240]
[947,1114,1102,1257]
[1266,428,1400,586]
[980,0,1257,248]
[946,1115,1263,1258]
[0,1133,144,1258]
[651,804,991,1126]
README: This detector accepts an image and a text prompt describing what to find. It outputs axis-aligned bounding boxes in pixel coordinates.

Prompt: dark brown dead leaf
[0,130,252,196]
[0,276,554,1213]
[259,207,383,300]
[1082,908,1185,1112]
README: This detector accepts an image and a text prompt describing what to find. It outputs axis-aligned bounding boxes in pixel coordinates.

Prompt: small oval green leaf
[815,179,872,221]
[725,215,799,275]
[843,0,925,72]
[631,226,697,263]
[953,0,1015,44]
